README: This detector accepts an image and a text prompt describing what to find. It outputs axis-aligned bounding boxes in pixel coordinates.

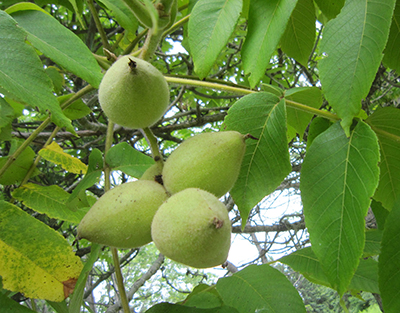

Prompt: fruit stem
[141,127,164,171]
[111,248,131,313]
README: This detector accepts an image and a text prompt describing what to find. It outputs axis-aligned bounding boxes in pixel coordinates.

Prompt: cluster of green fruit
[77,56,246,268]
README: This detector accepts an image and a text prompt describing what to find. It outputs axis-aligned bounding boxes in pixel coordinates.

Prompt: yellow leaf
[0,201,83,301]
[39,141,87,174]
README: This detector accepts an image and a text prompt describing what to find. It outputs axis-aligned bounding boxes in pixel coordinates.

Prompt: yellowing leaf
[0,201,83,302]
[39,141,87,174]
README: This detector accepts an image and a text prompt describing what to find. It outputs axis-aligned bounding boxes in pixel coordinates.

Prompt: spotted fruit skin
[151,188,231,268]
[98,55,169,129]
[77,180,168,248]
[162,131,246,197]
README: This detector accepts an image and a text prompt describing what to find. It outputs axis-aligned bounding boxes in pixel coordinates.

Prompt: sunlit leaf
[39,141,87,175]
[318,0,395,134]
[216,264,306,312]
[300,121,380,296]
[225,93,291,228]
[0,201,83,302]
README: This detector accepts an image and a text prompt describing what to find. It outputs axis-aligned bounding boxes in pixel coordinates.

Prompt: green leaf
[11,9,103,88]
[46,66,64,94]
[106,142,154,178]
[0,141,36,185]
[314,0,344,20]
[370,200,389,230]
[306,117,332,147]
[67,149,103,206]
[0,97,15,128]
[182,284,223,309]
[98,0,139,33]
[280,0,316,66]
[145,303,238,313]
[379,199,400,312]
[0,201,83,302]
[318,0,396,134]
[242,0,297,87]
[285,87,322,139]
[68,244,101,313]
[39,141,88,175]
[300,121,380,296]
[363,229,382,257]
[12,183,89,224]
[59,94,92,120]
[0,11,72,131]
[188,0,242,79]
[216,264,306,313]
[0,292,36,313]
[367,107,400,210]
[383,1,400,73]
[279,247,379,294]
[225,93,291,227]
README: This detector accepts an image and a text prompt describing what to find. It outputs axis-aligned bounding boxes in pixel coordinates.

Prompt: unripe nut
[98,55,170,129]
[151,188,231,268]
[77,180,168,248]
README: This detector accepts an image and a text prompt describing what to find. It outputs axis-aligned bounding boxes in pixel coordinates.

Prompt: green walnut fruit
[77,180,168,248]
[151,188,231,268]
[162,131,246,197]
[140,163,162,182]
[98,55,169,129]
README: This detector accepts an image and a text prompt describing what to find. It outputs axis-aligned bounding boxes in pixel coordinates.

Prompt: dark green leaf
[188,0,242,78]
[318,0,396,134]
[300,121,380,296]
[145,302,238,313]
[0,292,36,313]
[242,0,297,87]
[379,199,400,312]
[367,107,400,210]
[314,0,344,20]
[364,229,382,257]
[370,200,389,230]
[383,1,400,73]
[182,284,223,309]
[225,93,291,228]
[98,0,139,33]
[106,142,154,178]
[59,94,92,120]
[216,264,306,313]
[280,0,316,66]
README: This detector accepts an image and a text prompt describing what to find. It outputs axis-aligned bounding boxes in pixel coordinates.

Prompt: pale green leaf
[0,11,72,131]
[367,107,400,210]
[318,0,396,134]
[300,121,380,296]
[225,93,291,228]
[216,264,306,313]
[11,9,103,88]
[379,199,400,312]
[285,87,322,139]
[242,0,297,87]
[106,142,154,178]
[188,0,242,78]
[0,201,83,302]
[383,1,400,73]
[12,183,88,224]
[39,141,88,175]
[314,0,344,20]
[280,0,316,66]
[58,94,92,120]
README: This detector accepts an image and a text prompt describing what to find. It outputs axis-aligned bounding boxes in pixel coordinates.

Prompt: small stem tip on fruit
[213,217,224,229]
[244,133,259,141]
